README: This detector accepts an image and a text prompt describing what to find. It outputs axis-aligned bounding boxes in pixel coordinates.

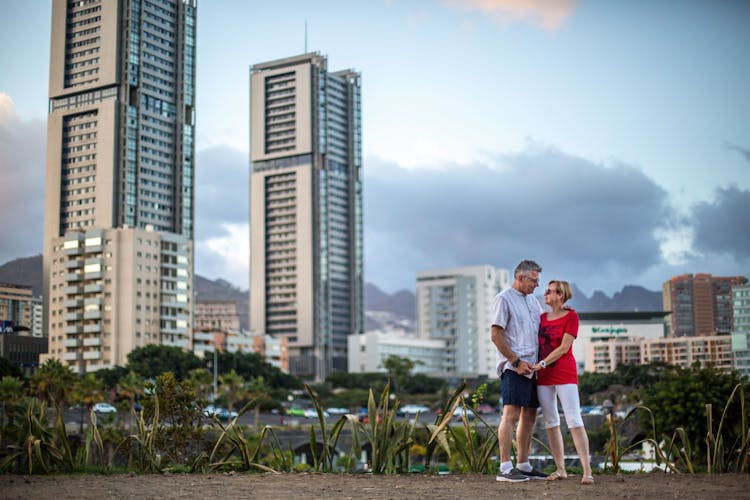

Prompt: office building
[731,283,750,378]
[662,274,747,337]
[416,265,510,378]
[249,52,362,380]
[43,0,197,373]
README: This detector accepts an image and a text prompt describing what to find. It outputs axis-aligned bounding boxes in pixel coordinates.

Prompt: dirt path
[2,472,749,499]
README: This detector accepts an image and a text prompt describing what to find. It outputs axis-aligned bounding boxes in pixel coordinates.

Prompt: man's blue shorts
[501,369,539,408]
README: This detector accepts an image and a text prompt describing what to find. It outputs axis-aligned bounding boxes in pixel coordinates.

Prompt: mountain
[194,275,249,330]
[568,283,663,312]
[0,255,43,296]
[0,255,663,333]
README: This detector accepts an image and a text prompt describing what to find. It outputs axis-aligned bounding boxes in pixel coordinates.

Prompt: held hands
[516,360,534,375]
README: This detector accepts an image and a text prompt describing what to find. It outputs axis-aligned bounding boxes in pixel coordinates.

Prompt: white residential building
[416,265,510,378]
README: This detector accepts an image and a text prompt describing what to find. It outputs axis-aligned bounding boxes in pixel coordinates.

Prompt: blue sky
[1,0,749,296]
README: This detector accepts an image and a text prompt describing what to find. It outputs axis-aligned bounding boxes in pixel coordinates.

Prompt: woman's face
[544,283,562,306]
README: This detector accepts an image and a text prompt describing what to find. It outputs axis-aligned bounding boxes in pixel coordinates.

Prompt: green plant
[360,382,415,473]
[446,397,498,473]
[207,397,285,472]
[706,384,750,473]
[116,394,162,472]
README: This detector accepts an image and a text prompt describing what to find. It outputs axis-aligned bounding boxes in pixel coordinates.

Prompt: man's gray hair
[514,259,542,277]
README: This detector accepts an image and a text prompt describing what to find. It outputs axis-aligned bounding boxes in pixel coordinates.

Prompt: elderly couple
[491,259,594,485]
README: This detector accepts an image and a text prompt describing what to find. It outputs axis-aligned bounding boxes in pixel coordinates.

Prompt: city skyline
[1,0,749,297]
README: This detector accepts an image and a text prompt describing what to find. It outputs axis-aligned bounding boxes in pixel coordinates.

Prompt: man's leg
[498,404,521,464]
[516,406,537,464]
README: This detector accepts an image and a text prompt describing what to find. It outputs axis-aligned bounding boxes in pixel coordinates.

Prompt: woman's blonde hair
[549,280,573,303]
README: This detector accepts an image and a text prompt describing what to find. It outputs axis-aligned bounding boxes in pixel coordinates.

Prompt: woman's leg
[570,426,593,483]
[537,385,566,477]
[557,384,593,483]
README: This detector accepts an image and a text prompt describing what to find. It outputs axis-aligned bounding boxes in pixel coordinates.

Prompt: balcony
[63,351,80,361]
[84,271,103,280]
[83,323,102,333]
[83,351,102,360]
[65,272,83,282]
[63,338,81,347]
[84,284,103,293]
[64,325,81,335]
[83,337,102,347]
[64,285,83,294]
[64,259,83,269]
[64,299,82,308]
[64,245,82,256]
[84,311,102,320]
[64,312,82,321]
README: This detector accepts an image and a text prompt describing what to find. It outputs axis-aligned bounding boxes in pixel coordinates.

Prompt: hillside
[0,255,663,333]
[0,255,43,296]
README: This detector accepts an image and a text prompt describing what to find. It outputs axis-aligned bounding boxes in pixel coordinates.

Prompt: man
[491,259,547,482]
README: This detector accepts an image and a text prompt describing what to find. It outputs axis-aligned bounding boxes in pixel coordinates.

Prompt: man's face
[519,271,540,295]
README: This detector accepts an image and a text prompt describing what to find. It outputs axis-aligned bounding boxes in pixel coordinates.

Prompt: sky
[1,0,749,297]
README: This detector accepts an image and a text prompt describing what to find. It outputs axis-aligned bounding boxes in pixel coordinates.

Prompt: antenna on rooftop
[304,20,308,53]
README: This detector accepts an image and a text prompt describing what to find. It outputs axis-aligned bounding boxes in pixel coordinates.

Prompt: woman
[532,280,594,485]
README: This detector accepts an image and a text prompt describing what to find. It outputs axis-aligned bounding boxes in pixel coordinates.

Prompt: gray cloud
[0,99,46,264]
[692,185,750,259]
[194,145,248,240]
[364,145,673,294]
[724,141,750,162]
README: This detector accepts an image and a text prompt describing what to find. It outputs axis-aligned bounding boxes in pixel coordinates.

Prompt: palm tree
[0,375,25,430]
[218,369,247,413]
[186,368,213,403]
[246,375,270,427]
[29,359,76,411]
[117,370,145,415]
[71,373,107,431]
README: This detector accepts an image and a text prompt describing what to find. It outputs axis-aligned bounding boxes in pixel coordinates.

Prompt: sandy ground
[2,472,750,499]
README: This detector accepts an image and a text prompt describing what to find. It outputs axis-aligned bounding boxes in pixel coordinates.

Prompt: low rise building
[577,311,668,372]
[348,329,446,374]
[585,334,734,373]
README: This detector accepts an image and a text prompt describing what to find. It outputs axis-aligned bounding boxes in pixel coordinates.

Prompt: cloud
[0,93,46,264]
[691,185,750,260]
[193,145,249,284]
[724,141,750,162]
[441,0,577,32]
[364,144,673,294]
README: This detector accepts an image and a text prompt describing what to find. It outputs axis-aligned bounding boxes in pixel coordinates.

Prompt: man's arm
[491,325,533,375]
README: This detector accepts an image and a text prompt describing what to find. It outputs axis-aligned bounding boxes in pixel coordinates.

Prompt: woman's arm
[532,333,575,370]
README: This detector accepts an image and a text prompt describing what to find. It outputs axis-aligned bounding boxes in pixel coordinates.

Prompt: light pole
[212,348,218,402]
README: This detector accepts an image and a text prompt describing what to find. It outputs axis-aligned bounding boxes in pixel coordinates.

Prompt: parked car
[326,407,350,415]
[303,408,329,419]
[475,403,495,414]
[399,404,431,416]
[203,404,221,417]
[452,406,476,420]
[93,402,117,414]
[286,407,306,417]
[216,407,239,420]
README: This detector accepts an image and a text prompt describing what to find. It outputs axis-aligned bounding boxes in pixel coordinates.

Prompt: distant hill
[0,255,42,296]
[568,284,663,312]
[0,255,662,331]
[194,275,249,330]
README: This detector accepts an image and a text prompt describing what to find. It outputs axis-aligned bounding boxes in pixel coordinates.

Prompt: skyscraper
[663,273,748,337]
[249,53,363,380]
[43,0,197,372]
